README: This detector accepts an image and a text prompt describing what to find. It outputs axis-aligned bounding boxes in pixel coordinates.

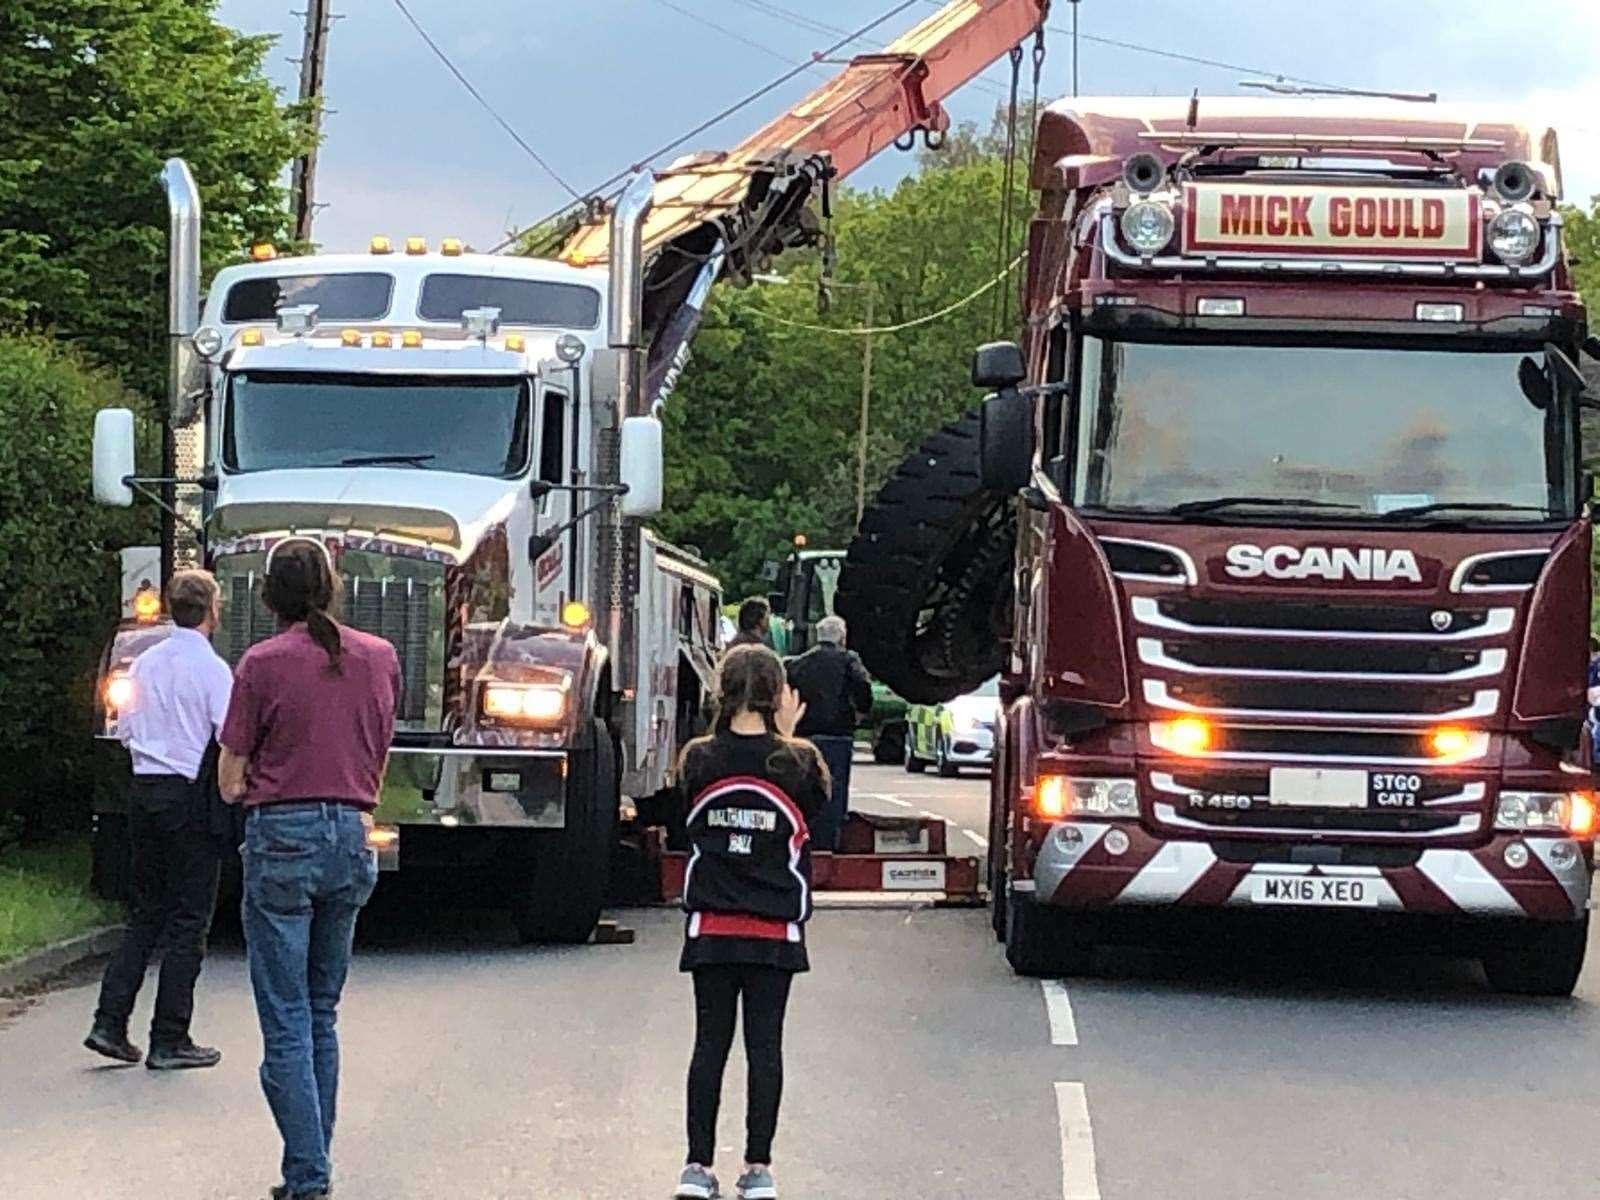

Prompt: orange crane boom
[555,0,1049,271]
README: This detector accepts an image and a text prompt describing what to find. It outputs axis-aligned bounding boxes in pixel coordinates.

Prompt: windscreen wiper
[1381,501,1554,521]
[1168,496,1361,516]
[338,453,436,468]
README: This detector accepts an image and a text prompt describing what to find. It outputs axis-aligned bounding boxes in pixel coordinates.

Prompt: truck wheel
[904,734,927,774]
[1005,890,1096,977]
[991,866,1008,942]
[837,410,1015,705]
[513,718,618,945]
[936,736,959,778]
[1481,916,1589,997]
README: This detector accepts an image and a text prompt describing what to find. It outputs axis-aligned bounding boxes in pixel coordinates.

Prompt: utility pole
[856,285,875,526]
[291,0,334,243]
[1070,0,1081,97]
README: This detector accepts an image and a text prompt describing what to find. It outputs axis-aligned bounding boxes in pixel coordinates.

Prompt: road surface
[4,762,1597,1200]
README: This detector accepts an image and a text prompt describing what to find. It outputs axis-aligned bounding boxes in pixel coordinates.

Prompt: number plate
[1251,876,1377,908]
[1268,767,1367,808]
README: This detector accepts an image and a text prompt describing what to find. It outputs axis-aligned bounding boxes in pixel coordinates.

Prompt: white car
[905,677,1000,776]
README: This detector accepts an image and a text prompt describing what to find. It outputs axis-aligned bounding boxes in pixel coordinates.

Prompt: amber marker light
[370,331,394,348]
[369,235,393,254]
[405,236,427,255]
[1569,792,1597,838]
[1427,726,1473,760]
[249,242,277,261]
[400,329,424,348]
[239,328,265,347]
[504,333,527,352]
[440,237,464,256]
[1035,775,1070,819]
[340,329,362,347]
[561,600,592,629]
[132,586,161,622]
[1151,716,1214,756]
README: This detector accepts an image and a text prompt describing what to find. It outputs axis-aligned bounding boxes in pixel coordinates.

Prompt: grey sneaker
[674,1163,720,1199]
[736,1166,777,1200]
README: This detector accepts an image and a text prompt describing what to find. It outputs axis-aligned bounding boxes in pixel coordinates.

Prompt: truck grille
[215,549,445,727]
[1148,596,1497,636]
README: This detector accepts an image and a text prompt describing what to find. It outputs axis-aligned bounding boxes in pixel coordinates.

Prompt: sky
[216,0,1600,253]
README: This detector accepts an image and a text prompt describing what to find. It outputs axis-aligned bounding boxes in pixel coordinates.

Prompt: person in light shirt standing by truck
[218,539,399,1200]
[85,570,231,1070]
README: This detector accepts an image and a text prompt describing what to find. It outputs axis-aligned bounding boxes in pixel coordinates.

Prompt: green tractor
[762,544,908,764]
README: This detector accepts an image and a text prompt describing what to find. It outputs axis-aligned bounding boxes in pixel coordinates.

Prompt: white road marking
[920,809,946,821]
[854,793,914,809]
[1040,979,1078,1045]
[882,797,913,808]
[961,828,989,849]
[1055,1082,1102,1200]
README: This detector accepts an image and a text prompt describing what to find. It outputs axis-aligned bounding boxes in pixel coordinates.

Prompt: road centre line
[854,793,914,808]
[1055,1082,1102,1200]
[1041,979,1078,1046]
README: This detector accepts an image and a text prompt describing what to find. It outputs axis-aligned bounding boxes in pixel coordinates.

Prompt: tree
[655,151,1029,595]
[0,1,310,401]
[0,337,157,842]
[1564,198,1600,315]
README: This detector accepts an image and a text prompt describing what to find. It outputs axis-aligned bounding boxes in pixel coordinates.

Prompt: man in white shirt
[86,570,233,1070]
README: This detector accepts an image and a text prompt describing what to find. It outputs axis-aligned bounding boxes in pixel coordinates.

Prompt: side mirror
[619,414,663,518]
[1583,335,1600,362]
[93,408,137,507]
[767,592,785,614]
[1545,342,1587,394]
[972,341,1026,390]
[980,388,1035,493]
[1582,470,1595,504]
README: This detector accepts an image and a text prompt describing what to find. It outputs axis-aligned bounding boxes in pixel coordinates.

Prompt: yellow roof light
[440,237,464,256]
[793,533,808,548]
[561,600,592,630]
[239,328,265,347]
[370,330,394,348]
[504,333,527,352]
[405,236,427,255]
[249,242,277,261]
[400,329,424,348]
[340,328,362,347]
[370,235,394,255]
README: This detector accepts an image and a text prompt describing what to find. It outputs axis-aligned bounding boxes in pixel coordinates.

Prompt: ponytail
[263,538,344,670]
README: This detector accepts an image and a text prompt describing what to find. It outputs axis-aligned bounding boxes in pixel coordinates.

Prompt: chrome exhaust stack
[160,158,204,425]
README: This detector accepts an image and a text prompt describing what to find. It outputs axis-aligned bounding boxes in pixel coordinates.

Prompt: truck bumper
[1028,820,1591,921]
[376,748,568,830]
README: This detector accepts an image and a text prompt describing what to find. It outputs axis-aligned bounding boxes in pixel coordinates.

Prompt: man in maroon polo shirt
[218,539,398,1200]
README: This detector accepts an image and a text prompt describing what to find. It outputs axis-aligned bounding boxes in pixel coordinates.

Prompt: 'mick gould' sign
[1182,183,1481,260]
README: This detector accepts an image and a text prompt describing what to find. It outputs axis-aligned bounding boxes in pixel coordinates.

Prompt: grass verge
[0,841,122,964]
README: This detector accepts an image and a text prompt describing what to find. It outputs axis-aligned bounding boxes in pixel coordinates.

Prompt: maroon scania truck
[842,98,1599,994]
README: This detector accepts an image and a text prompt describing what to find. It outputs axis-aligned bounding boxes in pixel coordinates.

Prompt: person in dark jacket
[784,615,872,851]
[727,596,772,650]
[674,644,829,1200]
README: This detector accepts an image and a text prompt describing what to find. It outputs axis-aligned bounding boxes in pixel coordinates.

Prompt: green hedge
[0,336,155,846]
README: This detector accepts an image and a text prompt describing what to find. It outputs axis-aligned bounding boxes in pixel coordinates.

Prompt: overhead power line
[742,252,1027,337]
[493,0,924,253]
[391,0,581,200]
[646,0,832,72]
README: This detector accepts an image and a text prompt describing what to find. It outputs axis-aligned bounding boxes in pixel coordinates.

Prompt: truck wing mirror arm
[527,486,629,563]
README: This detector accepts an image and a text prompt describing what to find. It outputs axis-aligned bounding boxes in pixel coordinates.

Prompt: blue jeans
[807,736,855,851]
[242,804,378,1197]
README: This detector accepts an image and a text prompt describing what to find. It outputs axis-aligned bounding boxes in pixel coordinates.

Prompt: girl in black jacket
[673,645,829,1200]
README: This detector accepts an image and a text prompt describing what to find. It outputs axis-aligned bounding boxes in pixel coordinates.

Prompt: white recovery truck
[91,164,719,943]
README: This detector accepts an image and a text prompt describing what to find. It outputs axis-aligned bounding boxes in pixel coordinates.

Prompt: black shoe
[84,1026,142,1064]
[269,1187,331,1199]
[145,1039,222,1070]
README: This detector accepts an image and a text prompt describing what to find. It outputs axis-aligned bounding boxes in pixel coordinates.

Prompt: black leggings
[687,964,794,1167]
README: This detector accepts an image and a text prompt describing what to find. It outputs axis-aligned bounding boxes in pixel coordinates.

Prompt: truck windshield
[1071,339,1574,523]
[224,372,530,478]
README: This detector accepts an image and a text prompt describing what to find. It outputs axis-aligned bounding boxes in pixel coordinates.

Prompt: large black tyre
[1481,916,1588,996]
[513,718,618,944]
[872,720,906,765]
[1005,890,1096,977]
[936,735,959,778]
[837,410,1015,705]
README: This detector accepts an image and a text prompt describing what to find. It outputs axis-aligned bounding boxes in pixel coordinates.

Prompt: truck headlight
[1487,208,1539,265]
[104,672,134,711]
[1495,790,1596,836]
[481,682,568,724]
[1120,201,1176,255]
[1036,775,1138,820]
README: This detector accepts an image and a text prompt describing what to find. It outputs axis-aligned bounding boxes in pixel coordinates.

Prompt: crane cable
[739,251,1027,337]
[990,43,1025,339]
